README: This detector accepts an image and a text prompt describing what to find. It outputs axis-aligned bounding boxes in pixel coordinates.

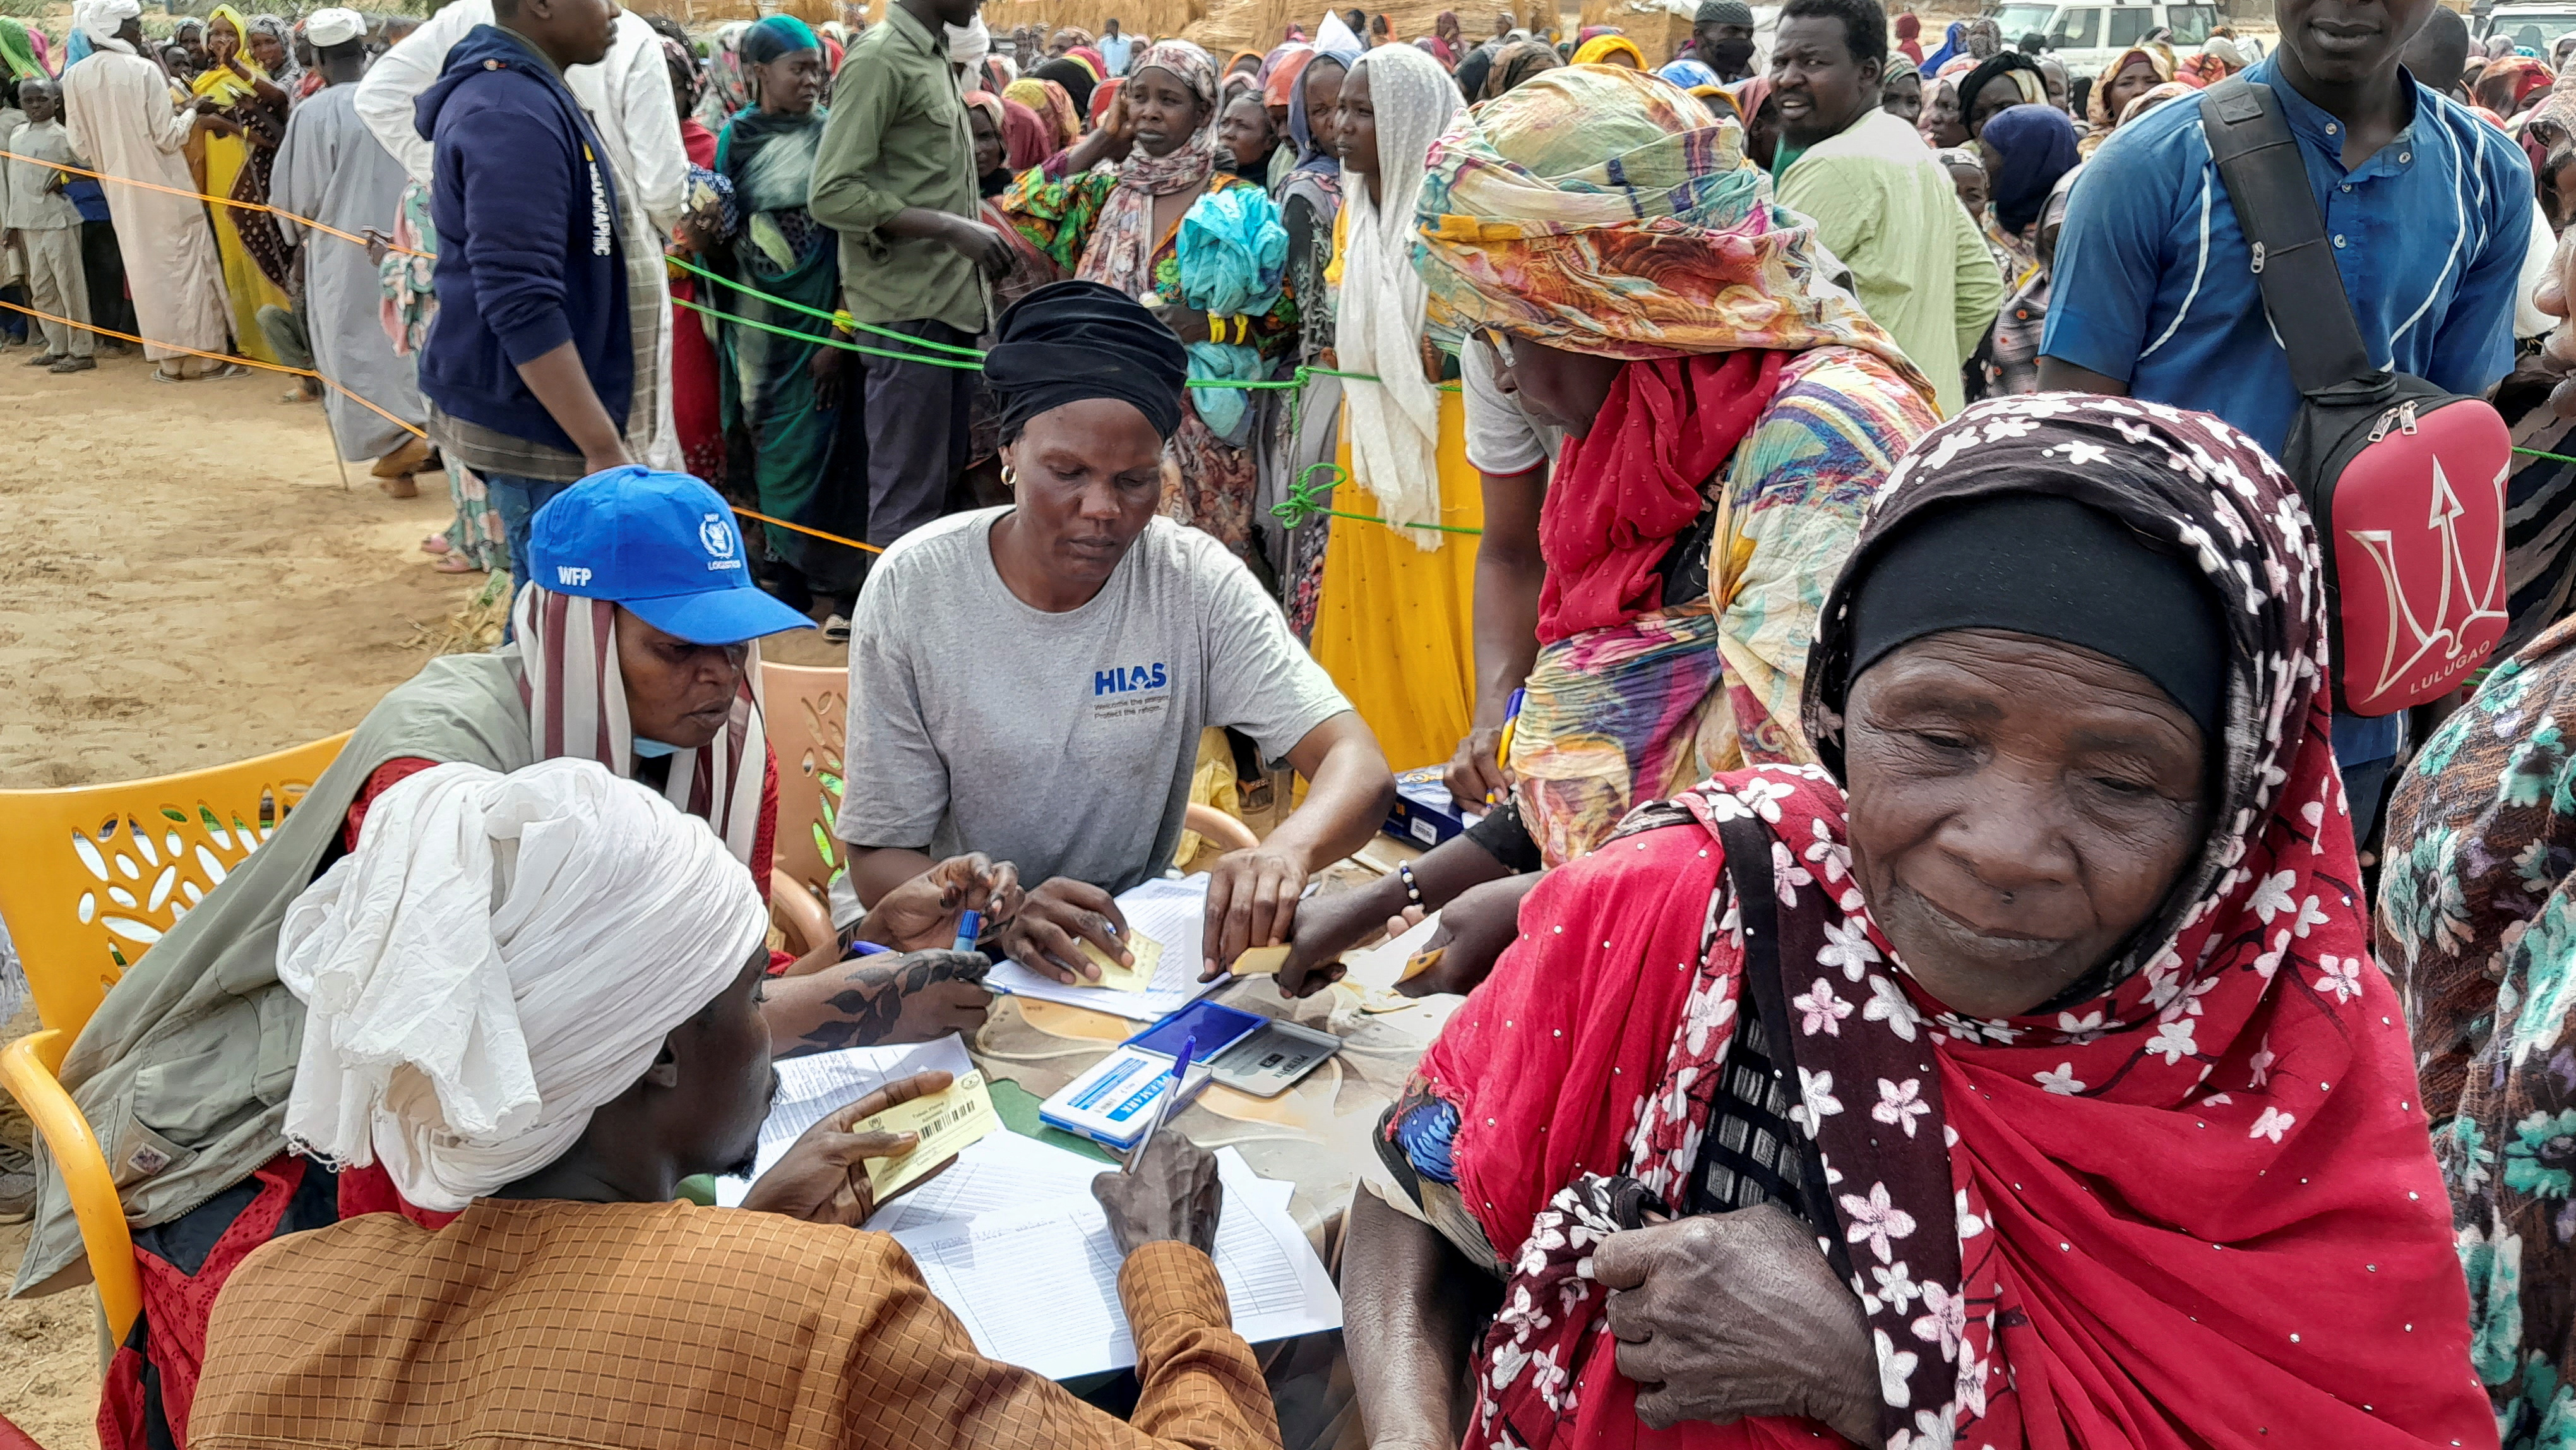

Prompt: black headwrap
[984,280,1189,441]
[1844,493,2227,738]
[1955,49,2045,133]
[1806,395,2317,1000]
[1032,56,1096,119]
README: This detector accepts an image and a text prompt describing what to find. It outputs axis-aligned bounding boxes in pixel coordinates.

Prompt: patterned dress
[999,164,1297,556]
[2382,613,2576,1447]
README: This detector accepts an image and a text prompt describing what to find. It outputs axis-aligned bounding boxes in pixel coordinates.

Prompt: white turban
[277,758,768,1212]
[80,0,138,44]
[946,16,990,68]
[304,8,366,49]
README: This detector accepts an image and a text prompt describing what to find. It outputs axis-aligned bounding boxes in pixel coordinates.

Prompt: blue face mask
[633,737,684,758]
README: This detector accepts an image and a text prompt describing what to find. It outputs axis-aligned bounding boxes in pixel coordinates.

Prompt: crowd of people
[17,0,2576,1445]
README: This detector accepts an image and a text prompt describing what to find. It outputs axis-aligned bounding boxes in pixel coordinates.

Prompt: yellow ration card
[1080,931,1163,992]
[858,1068,1001,1198]
[1230,944,1291,975]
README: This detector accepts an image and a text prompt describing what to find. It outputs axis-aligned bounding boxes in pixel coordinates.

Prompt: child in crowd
[0,77,95,373]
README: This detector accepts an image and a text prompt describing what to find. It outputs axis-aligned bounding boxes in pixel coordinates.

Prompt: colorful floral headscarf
[1005,76,1079,147]
[1076,40,1219,296]
[1413,64,1920,381]
[2084,42,2176,131]
[1419,393,2490,1450]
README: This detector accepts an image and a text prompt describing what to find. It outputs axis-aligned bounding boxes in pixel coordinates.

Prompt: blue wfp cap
[525,465,815,644]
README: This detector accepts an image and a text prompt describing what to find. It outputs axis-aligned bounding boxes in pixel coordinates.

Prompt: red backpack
[2198,78,2508,716]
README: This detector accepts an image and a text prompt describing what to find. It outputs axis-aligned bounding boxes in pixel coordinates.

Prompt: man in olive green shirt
[809,0,1007,551]
[1768,0,1999,416]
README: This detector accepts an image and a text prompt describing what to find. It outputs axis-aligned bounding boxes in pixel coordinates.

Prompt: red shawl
[1416,395,2492,1449]
[1535,351,1784,645]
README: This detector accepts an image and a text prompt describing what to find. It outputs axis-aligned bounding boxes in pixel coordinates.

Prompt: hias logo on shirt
[1094,664,1168,695]
[701,512,741,570]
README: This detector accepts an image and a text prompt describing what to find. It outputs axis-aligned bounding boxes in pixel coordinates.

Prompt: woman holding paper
[837,282,1395,988]
[193,760,1276,1450]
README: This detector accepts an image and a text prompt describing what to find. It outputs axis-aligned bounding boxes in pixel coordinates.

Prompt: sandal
[431,554,480,574]
[420,535,453,556]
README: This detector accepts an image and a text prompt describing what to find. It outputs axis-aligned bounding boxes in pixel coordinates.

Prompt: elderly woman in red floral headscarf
[1345,393,2493,1450]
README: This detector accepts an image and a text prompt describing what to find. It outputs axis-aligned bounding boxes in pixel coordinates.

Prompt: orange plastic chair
[761,662,848,959]
[0,732,348,1350]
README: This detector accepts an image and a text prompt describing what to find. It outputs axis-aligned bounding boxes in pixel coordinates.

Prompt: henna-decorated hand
[785,950,993,1053]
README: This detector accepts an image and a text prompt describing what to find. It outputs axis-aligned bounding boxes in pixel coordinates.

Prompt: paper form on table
[888,1147,1336,1381]
[713,1034,977,1207]
[987,875,1224,1021]
[868,1130,1294,1235]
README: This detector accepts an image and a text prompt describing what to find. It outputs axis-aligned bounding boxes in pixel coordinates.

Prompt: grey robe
[268,83,424,461]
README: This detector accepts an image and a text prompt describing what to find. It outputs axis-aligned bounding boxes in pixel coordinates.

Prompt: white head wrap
[80,0,138,44]
[304,8,365,49]
[277,758,768,1212]
[947,16,991,68]
[1334,44,1464,550]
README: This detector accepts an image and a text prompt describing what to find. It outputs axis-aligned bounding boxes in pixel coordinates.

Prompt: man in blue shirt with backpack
[2040,0,2531,838]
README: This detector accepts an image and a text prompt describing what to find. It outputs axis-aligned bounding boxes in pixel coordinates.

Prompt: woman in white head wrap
[1299,42,1486,774]
[1330,42,1462,545]
[277,758,768,1211]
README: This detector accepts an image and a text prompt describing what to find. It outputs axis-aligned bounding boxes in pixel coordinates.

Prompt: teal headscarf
[738,13,817,65]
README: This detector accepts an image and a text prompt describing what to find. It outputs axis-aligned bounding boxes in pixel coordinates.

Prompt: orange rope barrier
[2,300,890,555]
[0,149,432,258]
[0,297,429,438]
[732,507,885,555]
[7,149,897,560]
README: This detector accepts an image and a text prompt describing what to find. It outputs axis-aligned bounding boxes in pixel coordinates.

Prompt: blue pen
[1123,1033,1195,1173]
[952,909,983,954]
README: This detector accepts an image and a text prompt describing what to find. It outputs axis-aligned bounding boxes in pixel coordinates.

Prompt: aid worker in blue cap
[25,467,1021,1410]
[513,467,1021,1051]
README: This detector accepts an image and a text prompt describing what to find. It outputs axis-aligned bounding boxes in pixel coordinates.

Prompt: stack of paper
[886,1146,1339,1381]
[987,875,1227,1022]
[712,1028,1342,1381]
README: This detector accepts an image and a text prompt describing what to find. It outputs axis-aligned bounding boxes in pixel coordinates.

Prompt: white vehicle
[2478,1,2576,54]
[1983,0,2224,78]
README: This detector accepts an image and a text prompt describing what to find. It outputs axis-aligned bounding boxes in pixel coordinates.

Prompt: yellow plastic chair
[0,732,348,1349]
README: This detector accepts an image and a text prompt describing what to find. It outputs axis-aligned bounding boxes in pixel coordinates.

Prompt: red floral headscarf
[1416,395,2490,1449]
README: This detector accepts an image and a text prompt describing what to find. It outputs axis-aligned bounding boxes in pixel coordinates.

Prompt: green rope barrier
[672,296,988,369]
[2517,446,2576,467]
[1268,463,1485,536]
[669,253,990,358]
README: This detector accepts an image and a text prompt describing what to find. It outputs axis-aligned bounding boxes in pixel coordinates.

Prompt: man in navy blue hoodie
[412,0,640,593]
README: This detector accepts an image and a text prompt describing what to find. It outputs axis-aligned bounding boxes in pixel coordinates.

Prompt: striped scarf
[509,585,768,866]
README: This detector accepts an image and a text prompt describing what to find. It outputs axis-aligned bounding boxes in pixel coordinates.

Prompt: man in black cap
[1692,0,1756,80]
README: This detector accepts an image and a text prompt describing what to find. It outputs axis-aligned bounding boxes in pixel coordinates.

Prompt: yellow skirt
[1307,392,1486,774]
[201,132,290,366]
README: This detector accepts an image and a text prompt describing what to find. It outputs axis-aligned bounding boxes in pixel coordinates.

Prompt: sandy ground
[0,340,483,1446]
[0,340,851,1446]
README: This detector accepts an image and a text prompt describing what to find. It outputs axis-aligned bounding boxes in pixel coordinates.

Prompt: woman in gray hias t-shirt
[837,281,1395,986]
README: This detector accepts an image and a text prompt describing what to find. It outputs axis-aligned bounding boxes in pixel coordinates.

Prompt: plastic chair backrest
[0,733,349,1040]
[761,662,850,910]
